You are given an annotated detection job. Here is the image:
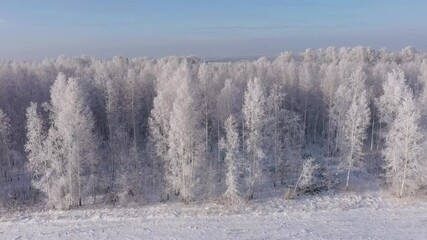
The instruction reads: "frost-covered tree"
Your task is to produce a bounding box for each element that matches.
[53,75,99,207]
[341,90,370,190]
[266,84,285,185]
[243,78,266,200]
[198,63,214,155]
[330,68,365,155]
[198,63,222,193]
[113,67,146,201]
[167,66,205,204]
[25,103,47,192]
[104,78,127,195]
[27,73,99,208]
[383,89,425,197]
[298,61,314,140]
[320,63,340,156]
[1,47,427,206]
[0,109,11,182]
[265,84,303,187]
[329,84,350,156]
[329,69,370,189]
[219,115,243,205]
[149,59,184,197]
[288,157,319,198]
[377,69,409,137]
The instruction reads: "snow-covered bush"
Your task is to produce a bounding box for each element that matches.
[287,157,320,199]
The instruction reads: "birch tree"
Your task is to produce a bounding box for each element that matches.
[265,84,303,186]
[25,103,47,193]
[341,89,370,190]
[377,69,409,139]
[148,59,185,199]
[243,77,266,200]
[383,89,425,197]
[330,69,371,189]
[27,73,99,208]
[219,115,243,205]
[167,65,205,203]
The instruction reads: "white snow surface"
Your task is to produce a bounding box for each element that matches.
[1,192,427,239]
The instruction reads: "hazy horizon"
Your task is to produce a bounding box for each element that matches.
[1,0,427,61]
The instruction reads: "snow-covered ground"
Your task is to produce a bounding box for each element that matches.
[1,192,427,239]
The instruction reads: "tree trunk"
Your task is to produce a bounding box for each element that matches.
[77,153,81,206]
[303,97,308,142]
[346,121,356,191]
[376,121,382,152]
[326,117,331,157]
[370,109,375,152]
[205,100,209,154]
[345,166,351,191]
[399,123,410,198]
[217,120,221,182]
[131,79,138,166]
[274,107,278,187]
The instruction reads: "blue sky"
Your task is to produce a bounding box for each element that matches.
[1,0,427,60]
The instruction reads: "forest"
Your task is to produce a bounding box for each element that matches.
[1,46,427,209]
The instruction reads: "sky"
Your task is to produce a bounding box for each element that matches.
[1,0,427,60]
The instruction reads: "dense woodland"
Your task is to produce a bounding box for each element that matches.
[1,46,427,209]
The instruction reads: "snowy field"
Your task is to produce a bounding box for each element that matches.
[2,192,427,239]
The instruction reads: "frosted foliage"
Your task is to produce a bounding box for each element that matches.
[383,89,425,197]
[341,87,370,189]
[0,109,10,139]
[26,73,99,209]
[289,157,319,198]
[0,109,11,178]
[243,78,266,199]
[219,115,243,205]
[216,79,241,122]
[377,69,408,128]
[0,47,425,209]
[298,158,319,189]
[328,68,370,189]
[166,66,205,203]
[25,103,46,186]
[342,91,370,168]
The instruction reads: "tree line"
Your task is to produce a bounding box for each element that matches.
[1,46,427,209]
